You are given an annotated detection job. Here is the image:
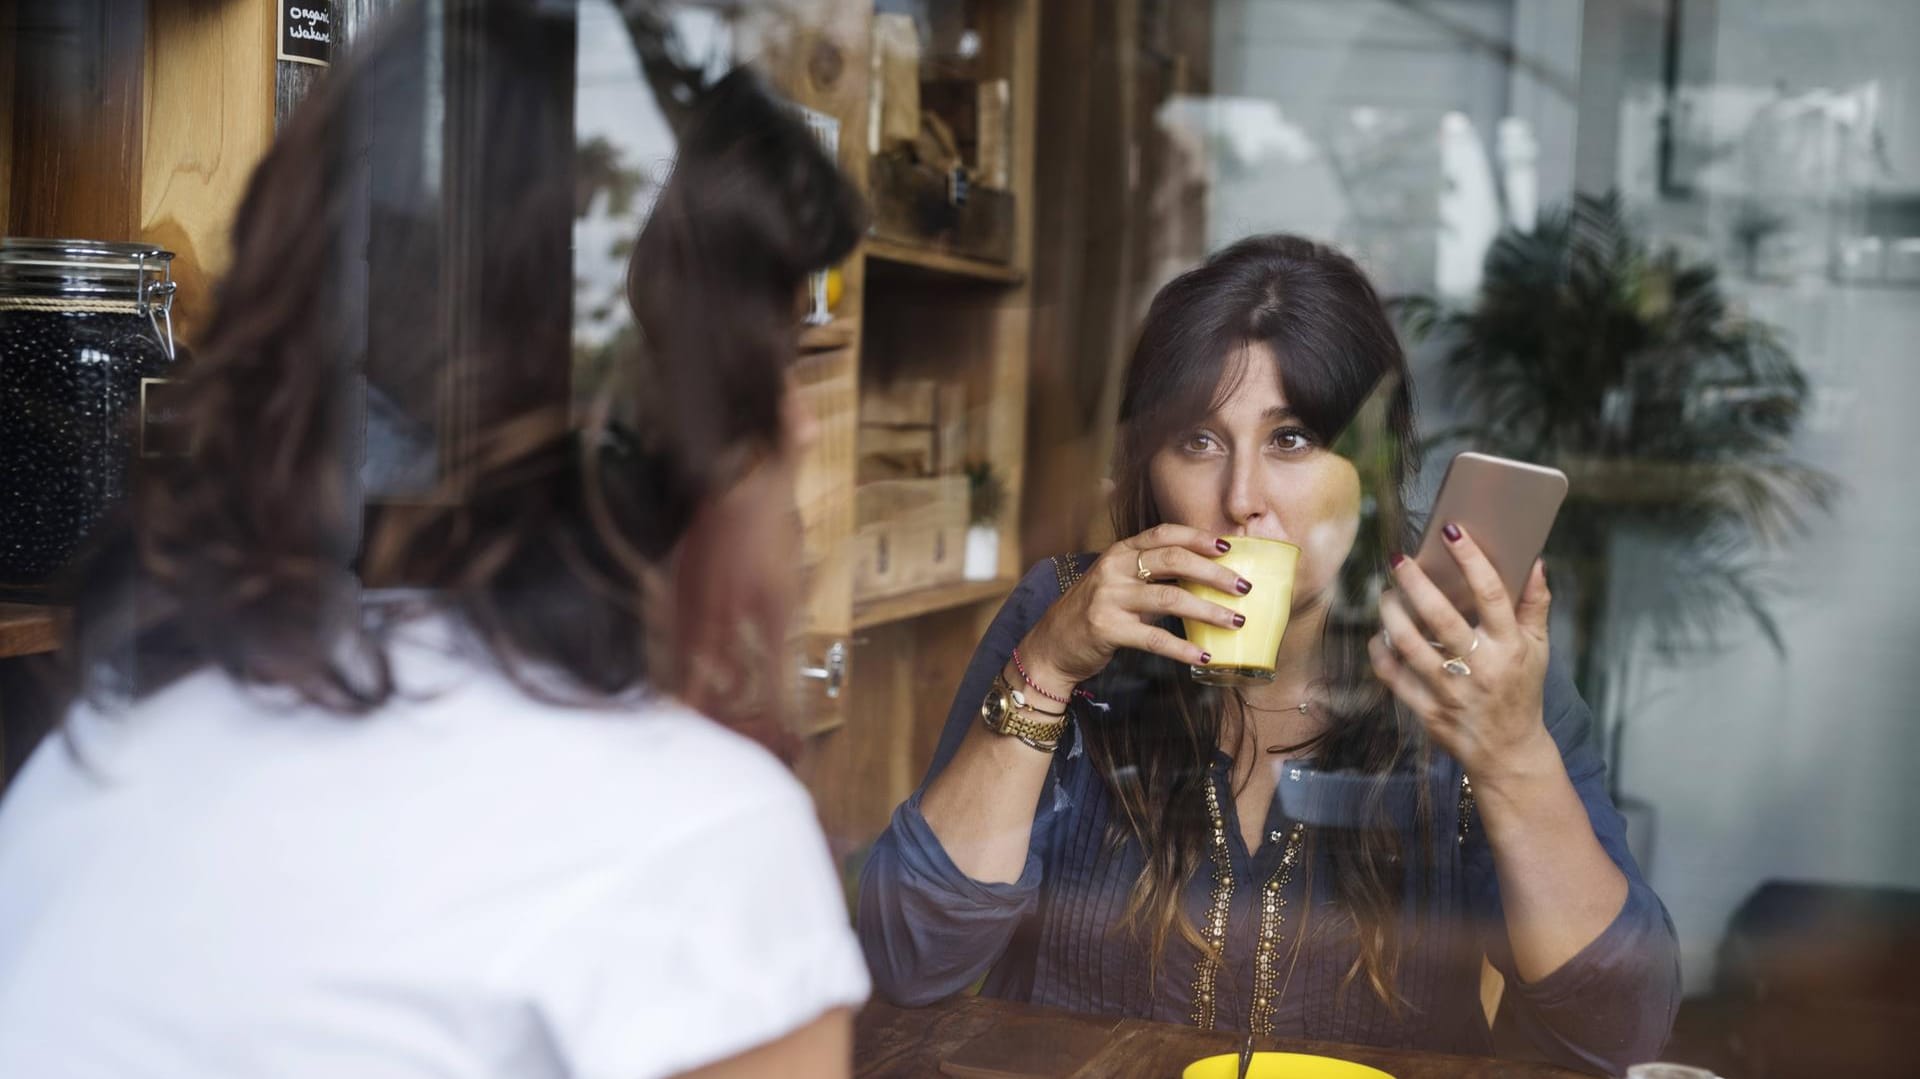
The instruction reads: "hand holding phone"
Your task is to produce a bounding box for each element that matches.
[1413,452,1567,620]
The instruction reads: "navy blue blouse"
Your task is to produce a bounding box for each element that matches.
[857,557,1681,1076]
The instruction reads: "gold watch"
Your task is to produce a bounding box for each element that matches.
[981,673,1068,751]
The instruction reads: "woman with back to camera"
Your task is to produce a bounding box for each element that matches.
[858,236,1680,1075]
[0,3,868,1077]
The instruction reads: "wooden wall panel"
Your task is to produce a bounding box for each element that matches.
[6,0,148,241]
[137,0,278,345]
[1021,0,1216,562]
[1021,0,1131,564]
[0,0,16,230]
[982,0,1037,577]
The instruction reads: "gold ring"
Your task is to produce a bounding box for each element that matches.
[1441,633,1481,677]
[1136,552,1154,581]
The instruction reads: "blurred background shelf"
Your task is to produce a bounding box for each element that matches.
[799,319,857,353]
[0,605,59,659]
[864,238,1025,285]
[852,576,1015,630]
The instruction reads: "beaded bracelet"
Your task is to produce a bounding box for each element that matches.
[1010,645,1079,707]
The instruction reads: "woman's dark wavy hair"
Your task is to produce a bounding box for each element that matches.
[1089,234,1429,1010]
[57,0,862,759]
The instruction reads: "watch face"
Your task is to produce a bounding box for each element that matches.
[981,680,1011,726]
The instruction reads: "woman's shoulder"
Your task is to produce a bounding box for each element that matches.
[1013,551,1098,606]
[373,615,816,835]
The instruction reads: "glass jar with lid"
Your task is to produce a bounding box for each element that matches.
[0,238,179,599]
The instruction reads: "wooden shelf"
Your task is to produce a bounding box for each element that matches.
[864,238,1025,285]
[0,603,60,659]
[799,319,857,353]
[852,576,1016,630]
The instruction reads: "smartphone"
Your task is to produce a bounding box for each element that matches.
[1413,451,1568,619]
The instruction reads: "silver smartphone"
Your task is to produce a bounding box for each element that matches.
[1413,451,1568,619]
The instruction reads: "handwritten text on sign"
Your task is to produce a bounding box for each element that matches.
[278,1,333,67]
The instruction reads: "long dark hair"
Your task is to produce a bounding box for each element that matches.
[1087,234,1426,1008]
[59,1,861,759]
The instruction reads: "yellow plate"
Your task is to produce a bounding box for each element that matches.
[1183,1051,1396,1079]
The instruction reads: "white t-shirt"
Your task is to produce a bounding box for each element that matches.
[0,618,869,1079]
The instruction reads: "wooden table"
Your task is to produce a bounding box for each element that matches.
[855,996,1590,1079]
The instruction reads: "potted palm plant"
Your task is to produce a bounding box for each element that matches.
[1397,193,1835,867]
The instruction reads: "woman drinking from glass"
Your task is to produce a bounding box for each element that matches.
[858,235,1679,1075]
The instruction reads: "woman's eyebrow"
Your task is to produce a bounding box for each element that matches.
[1261,405,1299,422]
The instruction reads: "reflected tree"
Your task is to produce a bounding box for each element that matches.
[1398,192,1836,793]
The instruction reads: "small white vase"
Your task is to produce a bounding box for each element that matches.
[963,525,1000,581]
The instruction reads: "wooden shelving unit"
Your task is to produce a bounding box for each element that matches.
[798,318,858,353]
[852,576,1016,630]
[0,605,60,660]
[864,238,1026,285]
[766,0,1041,852]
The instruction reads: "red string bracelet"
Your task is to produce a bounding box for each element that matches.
[1011,646,1092,706]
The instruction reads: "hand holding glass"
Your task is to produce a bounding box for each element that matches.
[1180,537,1299,686]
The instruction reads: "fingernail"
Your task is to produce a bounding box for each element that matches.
[1389,552,1407,569]
[1231,613,1246,628]
[1235,578,1253,595]
[1199,652,1212,664]
[1443,523,1463,543]
[1216,538,1232,554]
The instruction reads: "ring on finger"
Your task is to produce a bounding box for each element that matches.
[1440,633,1481,677]
[1136,551,1154,581]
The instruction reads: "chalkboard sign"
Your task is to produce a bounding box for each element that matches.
[278,1,333,67]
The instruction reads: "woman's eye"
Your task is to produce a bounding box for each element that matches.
[1270,427,1315,453]
[1180,432,1219,454]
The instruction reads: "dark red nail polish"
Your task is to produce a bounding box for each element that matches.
[1443,523,1463,543]
[1235,578,1253,595]
[1216,538,1232,554]
[1232,613,1246,628]
[1389,552,1407,568]
[1199,652,1212,664]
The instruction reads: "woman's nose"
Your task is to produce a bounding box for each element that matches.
[1223,454,1269,533]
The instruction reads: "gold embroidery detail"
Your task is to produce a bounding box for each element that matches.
[1050,553,1085,597]
[1456,773,1475,845]
[1249,822,1307,1036]
[1191,777,1310,1034]
[1190,776,1236,1030]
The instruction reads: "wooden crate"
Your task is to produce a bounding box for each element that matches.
[857,378,966,481]
[853,475,969,601]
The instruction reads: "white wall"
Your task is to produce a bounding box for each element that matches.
[1618,279,1920,994]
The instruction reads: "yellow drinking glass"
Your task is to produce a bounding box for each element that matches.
[1179,536,1300,687]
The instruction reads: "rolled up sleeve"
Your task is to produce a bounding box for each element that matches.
[1466,650,1683,1074]
[855,560,1071,1006]
[857,793,1046,1005]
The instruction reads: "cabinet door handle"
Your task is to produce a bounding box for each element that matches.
[798,640,848,700]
